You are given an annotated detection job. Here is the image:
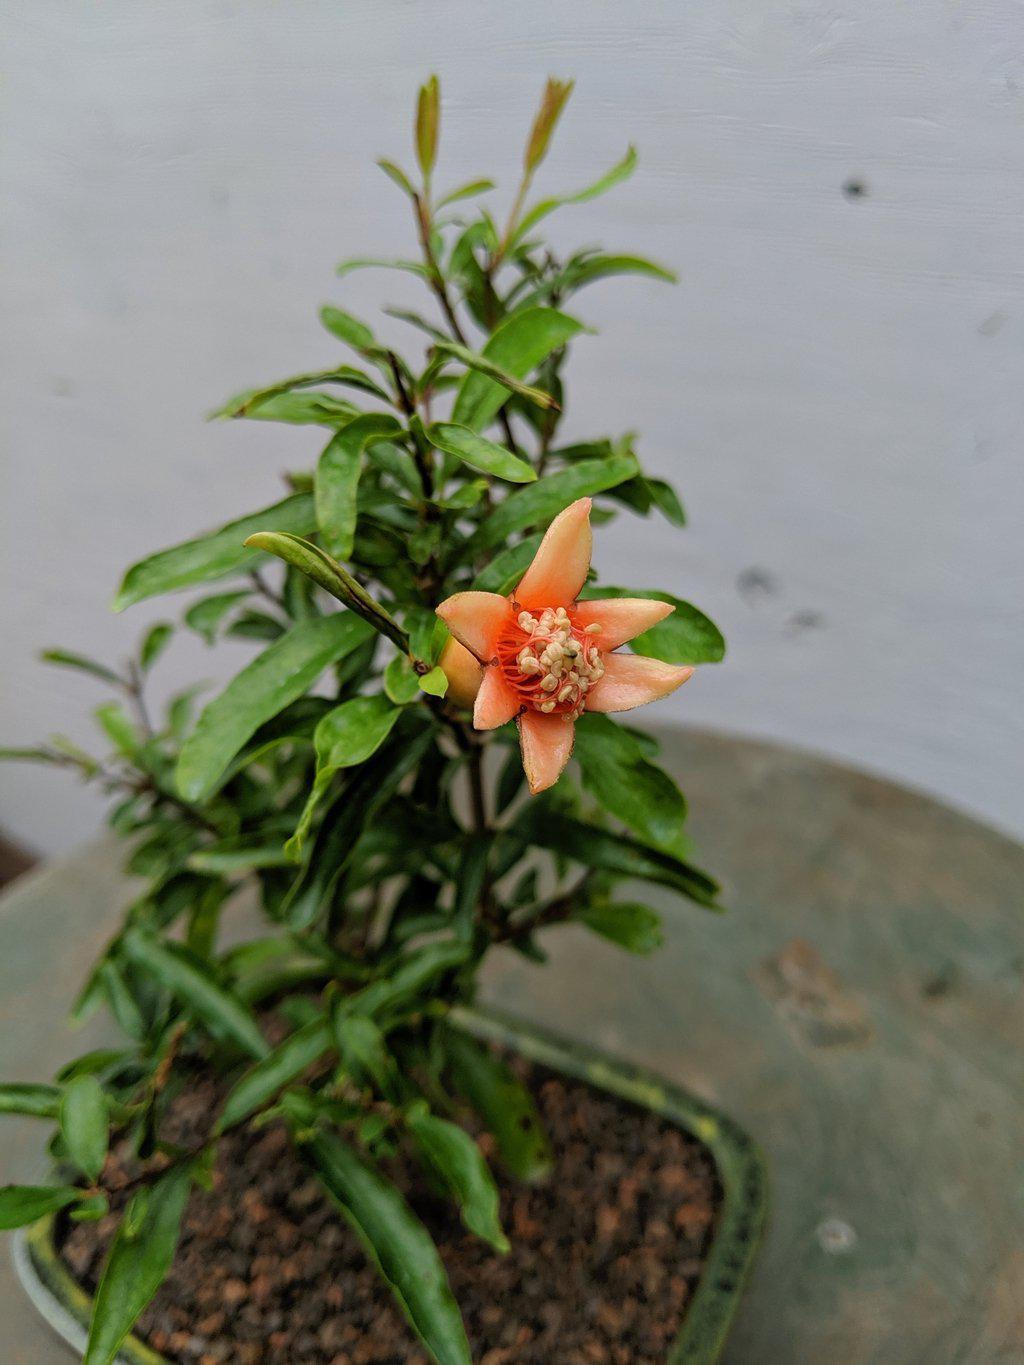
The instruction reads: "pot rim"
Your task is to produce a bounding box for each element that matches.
[12,1003,768,1365]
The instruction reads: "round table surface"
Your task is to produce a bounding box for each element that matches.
[2,727,1022,1363]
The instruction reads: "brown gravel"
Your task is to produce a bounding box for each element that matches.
[60,1054,719,1363]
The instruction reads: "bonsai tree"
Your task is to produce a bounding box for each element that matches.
[0,76,725,1365]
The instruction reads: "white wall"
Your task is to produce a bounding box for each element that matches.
[2,1,1022,856]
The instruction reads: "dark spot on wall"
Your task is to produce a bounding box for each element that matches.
[50,377,75,398]
[977,310,1008,337]
[737,567,779,605]
[842,178,868,199]
[787,609,826,634]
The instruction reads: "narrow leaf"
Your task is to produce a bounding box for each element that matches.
[415,74,440,179]
[0,1184,82,1229]
[287,695,403,859]
[519,807,721,909]
[427,423,536,483]
[114,493,317,610]
[444,1030,553,1182]
[523,77,574,172]
[302,1130,471,1365]
[121,927,268,1058]
[60,1075,109,1182]
[319,305,377,351]
[218,1016,330,1132]
[459,454,638,560]
[84,1164,191,1365]
[176,614,373,801]
[511,145,638,247]
[406,1102,509,1251]
[316,414,402,560]
[40,649,121,685]
[242,533,408,652]
[573,713,686,852]
[450,307,584,433]
[0,1082,62,1119]
[183,590,250,645]
[139,622,173,672]
[580,901,664,953]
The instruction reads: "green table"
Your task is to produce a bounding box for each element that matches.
[3,730,1022,1363]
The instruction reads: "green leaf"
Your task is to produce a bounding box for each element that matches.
[645,479,686,527]
[40,649,121,685]
[0,1083,62,1119]
[316,414,403,560]
[348,940,471,1023]
[59,1075,109,1182]
[573,714,686,852]
[224,390,359,427]
[450,307,584,433]
[376,159,417,197]
[470,534,543,594]
[444,1030,552,1182]
[93,702,142,760]
[186,843,292,873]
[418,665,448,698]
[114,493,317,611]
[0,746,66,765]
[415,74,440,179]
[439,342,558,418]
[406,1103,508,1252]
[559,252,677,291]
[84,1163,191,1365]
[183,590,250,644]
[287,695,403,859]
[336,257,430,280]
[522,76,574,173]
[218,1016,331,1132]
[319,304,377,351]
[384,653,421,704]
[519,807,721,909]
[121,927,268,1058]
[580,901,663,953]
[242,533,408,652]
[176,613,373,801]
[71,1193,110,1222]
[435,178,495,209]
[426,423,536,484]
[0,1184,82,1229]
[215,367,390,416]
[459,454,638,560]
[510,145,637,247]
[583,587,725,664]
[139,622,173,672]
[281,719,434,929]
[302,1130,471,1365]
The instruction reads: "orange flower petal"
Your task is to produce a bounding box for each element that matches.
[585,653,694,713]
[473,667,521,730]
[513,497,593,609]
[573,597,674,651]
[518,710,576,794]
[435,591,509,662]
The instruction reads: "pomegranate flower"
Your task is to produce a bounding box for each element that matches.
[436,498,694,794]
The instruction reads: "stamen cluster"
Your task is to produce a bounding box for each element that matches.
[496,605,605,719]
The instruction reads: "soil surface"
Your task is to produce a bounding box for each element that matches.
[60,1052,720,1364]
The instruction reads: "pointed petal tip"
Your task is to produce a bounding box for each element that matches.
[518,710,576,793]
[514,497,594,609]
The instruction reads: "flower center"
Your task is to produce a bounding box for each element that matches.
[495,605,604,719]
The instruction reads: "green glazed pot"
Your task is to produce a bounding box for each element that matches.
[14,1006,767,1364]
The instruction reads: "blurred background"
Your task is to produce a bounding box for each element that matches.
[2,1,1022,859]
